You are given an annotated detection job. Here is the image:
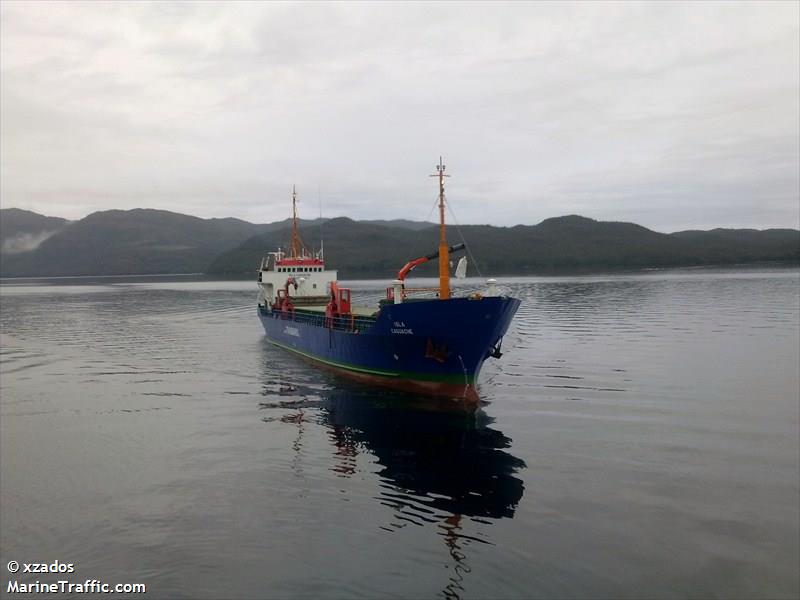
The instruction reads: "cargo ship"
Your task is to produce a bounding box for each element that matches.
[257,159,520,403]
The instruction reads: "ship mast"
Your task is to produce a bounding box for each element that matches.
[290,184,302,258]
[431,157,450,300]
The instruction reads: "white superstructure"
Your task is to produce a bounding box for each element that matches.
[257,187,338,310]
[257,250,338,309]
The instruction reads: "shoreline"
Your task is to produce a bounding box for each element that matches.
[1,262,798,285]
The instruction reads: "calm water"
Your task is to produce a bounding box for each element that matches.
[1,270,798,599]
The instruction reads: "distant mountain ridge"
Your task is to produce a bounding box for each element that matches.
[0,207,797,278]
[256,217,435,233]
[209,214,800,278]
[0,208,267,276]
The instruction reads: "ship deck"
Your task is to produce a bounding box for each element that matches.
[294,304,379,318]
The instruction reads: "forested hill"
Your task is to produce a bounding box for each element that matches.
[0,208,796,277]
[0,208,267,277]
[0,208,434,277]
[208,215,800,278]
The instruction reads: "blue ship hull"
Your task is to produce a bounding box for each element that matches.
[258,296,520,402]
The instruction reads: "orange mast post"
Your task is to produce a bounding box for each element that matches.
[431,157,450,300]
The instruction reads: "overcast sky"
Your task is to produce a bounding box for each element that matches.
[1,1,798,231]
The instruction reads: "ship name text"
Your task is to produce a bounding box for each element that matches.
[391,321,414,335]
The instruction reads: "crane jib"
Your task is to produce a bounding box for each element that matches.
[424,243,466,261]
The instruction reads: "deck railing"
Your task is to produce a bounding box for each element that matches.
[266,306,377,334]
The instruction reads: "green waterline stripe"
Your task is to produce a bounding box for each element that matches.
[268,339,475,385]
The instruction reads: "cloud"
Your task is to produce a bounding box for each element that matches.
[1,1,798,231]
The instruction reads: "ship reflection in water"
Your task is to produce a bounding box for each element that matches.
[259,375,526,599]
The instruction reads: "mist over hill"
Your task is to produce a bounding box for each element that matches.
[0,208,797,278]
[0,208,70,255]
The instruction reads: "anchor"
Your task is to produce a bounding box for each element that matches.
[489,338,504,359]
